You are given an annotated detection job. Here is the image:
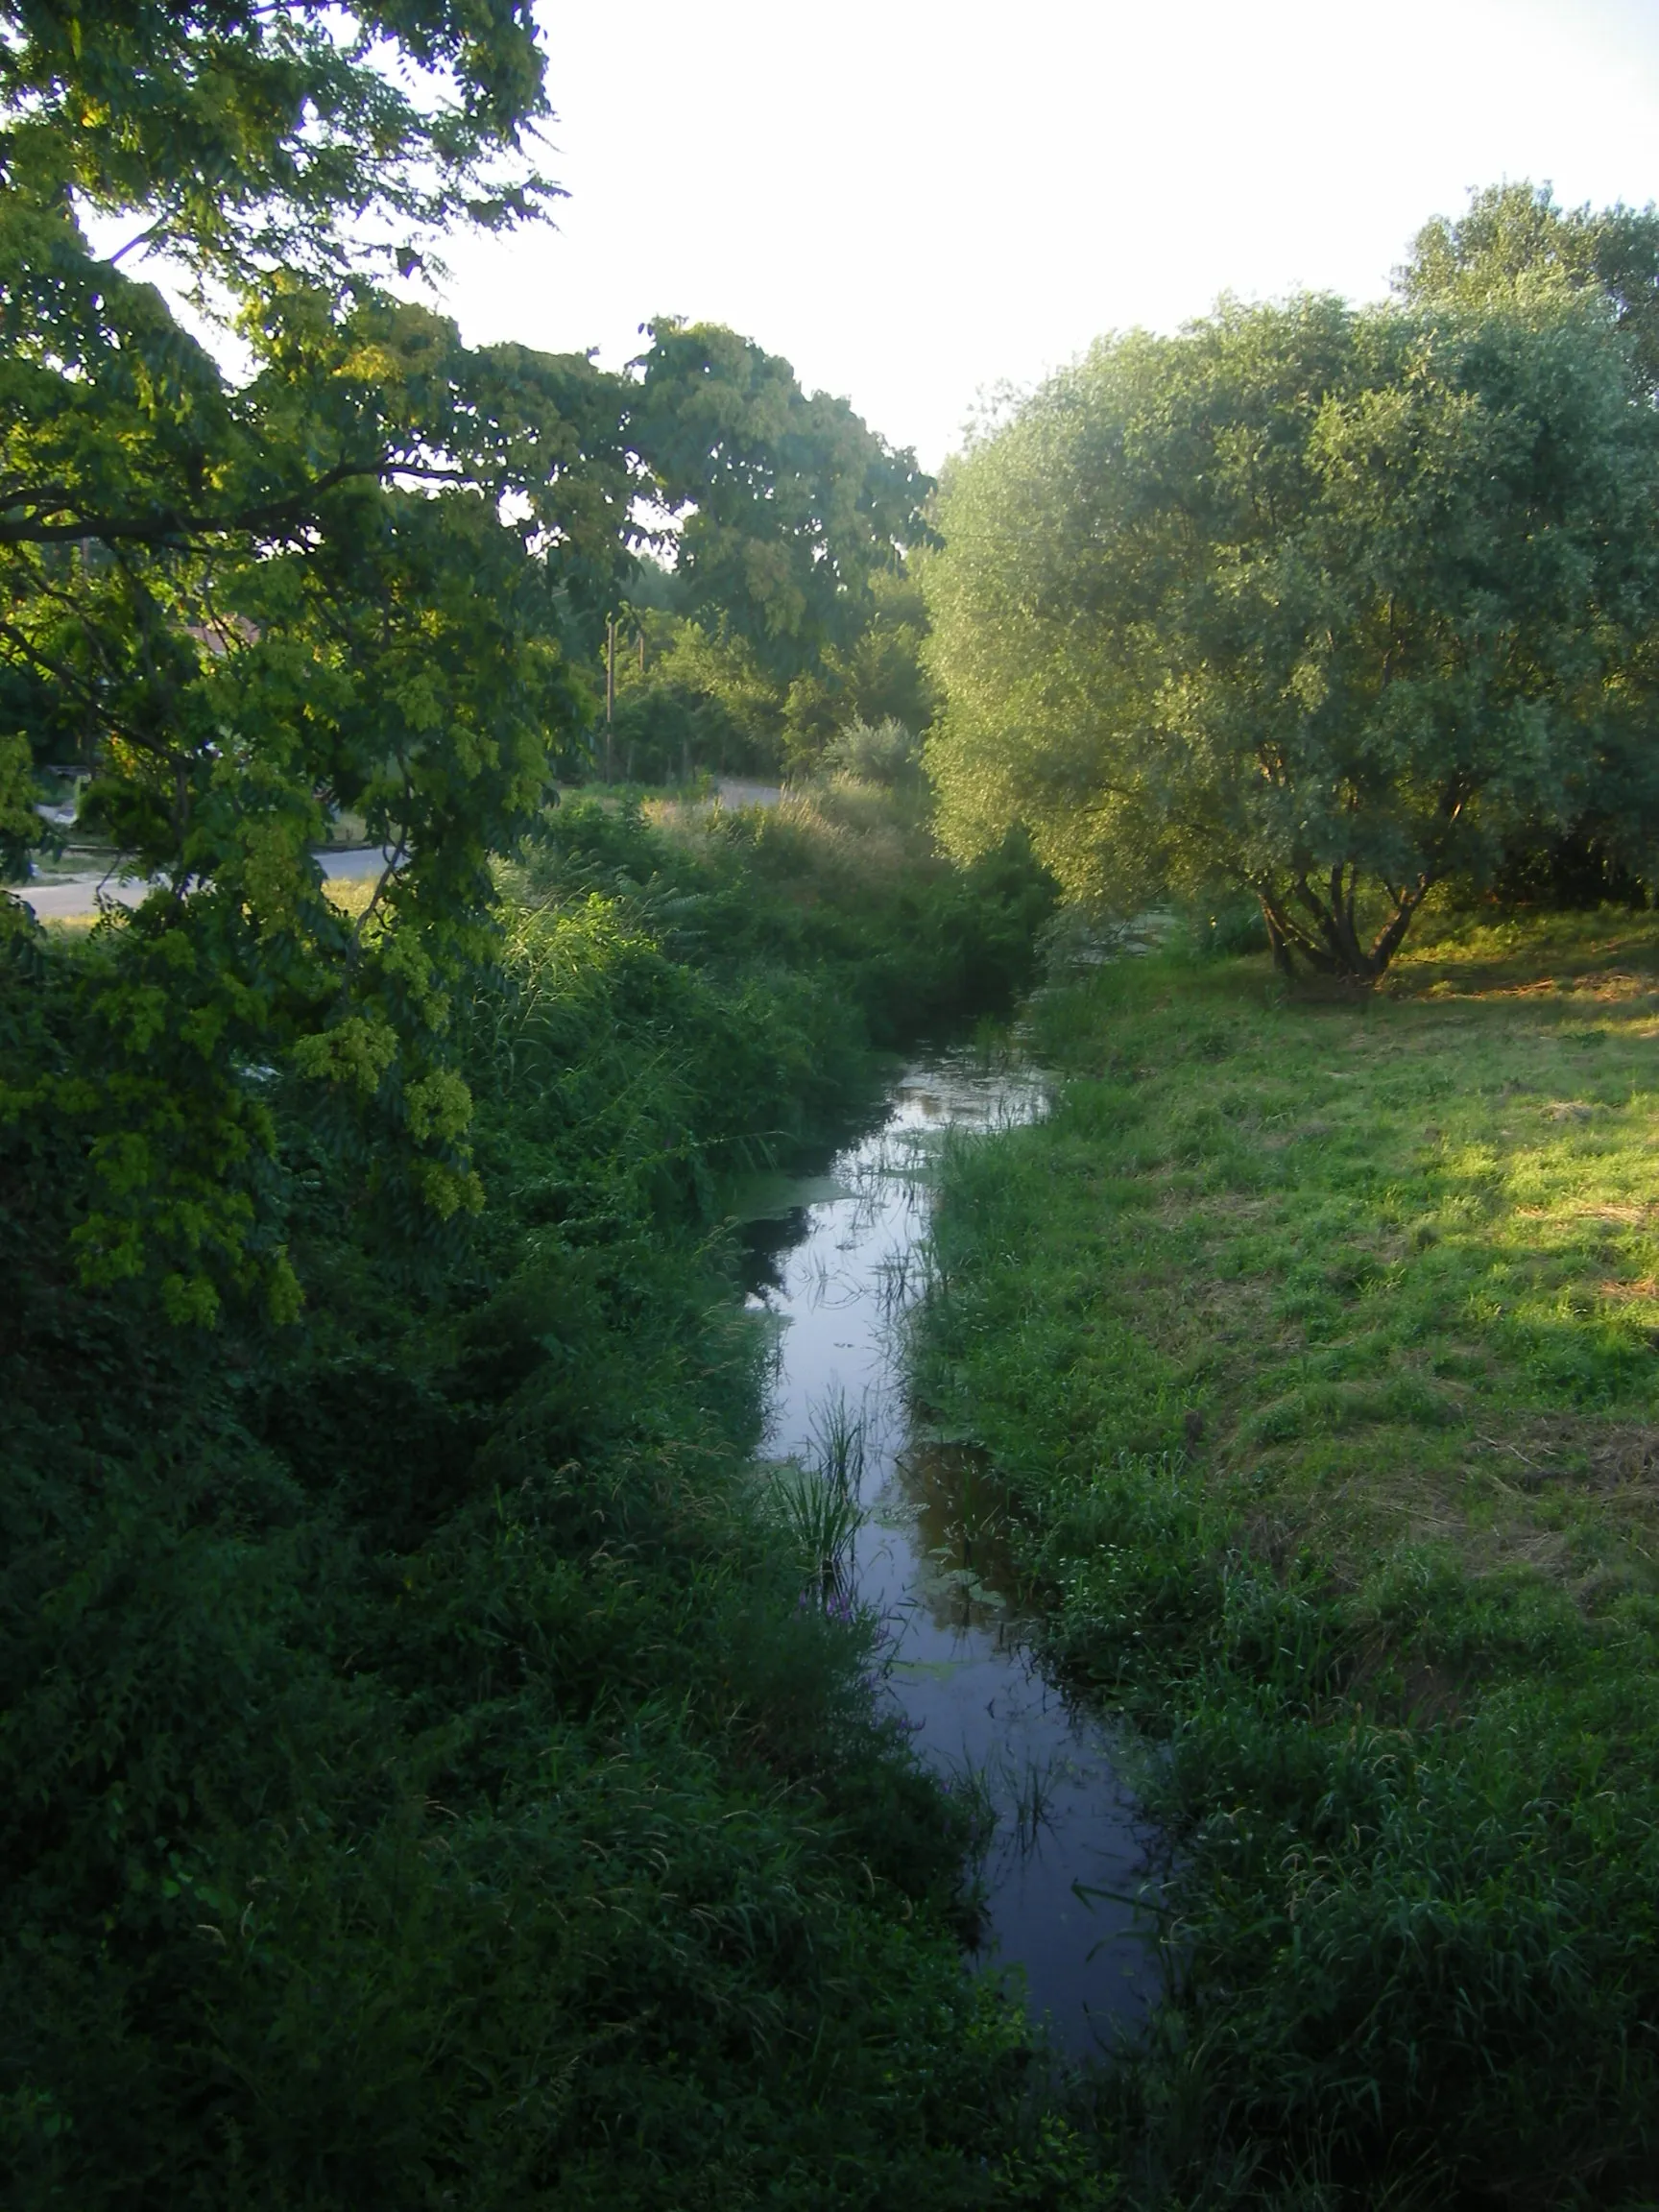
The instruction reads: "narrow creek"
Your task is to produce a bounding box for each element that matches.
[738,1048,1162,2056]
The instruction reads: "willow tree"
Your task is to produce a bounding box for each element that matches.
[1401,180,1659,396]
[924,291,1659,980]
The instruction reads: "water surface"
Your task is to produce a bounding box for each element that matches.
[743,1051,1161,2054]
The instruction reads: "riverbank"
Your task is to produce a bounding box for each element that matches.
[916,909,1659,2205]
[2,788,1116,2206]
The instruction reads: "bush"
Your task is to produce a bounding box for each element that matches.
[820,716,926,790]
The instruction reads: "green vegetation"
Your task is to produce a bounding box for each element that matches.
[917,911,1659,2202]
[2,12,1079,2200]
[1,2,935,1321]
[608,564,934,785]
[2,788,1095,2207]
[923,197,1659,983]
[1403,181,1659,397]
[9,1,1659,2191]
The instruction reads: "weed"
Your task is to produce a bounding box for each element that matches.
[809,1384,870,1501]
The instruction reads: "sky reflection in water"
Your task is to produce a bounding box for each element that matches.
[743,1052,1162,2056]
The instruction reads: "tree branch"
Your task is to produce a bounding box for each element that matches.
[0,455,470,547]
[0,617,190,769]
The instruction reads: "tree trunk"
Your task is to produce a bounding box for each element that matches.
[1255,867,1431,985]
[1260,900,1295,979]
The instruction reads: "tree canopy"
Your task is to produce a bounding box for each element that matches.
[0,3,637,1318]
[0,3,933,1319]
[1401,180,1659,397]
[1,0,557,286]
[924,287,1659,979]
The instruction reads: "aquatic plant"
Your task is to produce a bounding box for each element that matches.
[1006,1752,1064,1859]
[771,1457,865,1600]
[809,1386,869,1500]
[770,1389,870,1602]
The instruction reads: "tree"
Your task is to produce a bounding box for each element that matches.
[1397,182,1659,912]
[630,321,933,684]
[598,338,937,782]
[1,10,941,1320]
[0,0,559,290]
[1401,181,1659,397]
[0,3,639,1319]
[924,293,1659,981]
[780,568,936,771]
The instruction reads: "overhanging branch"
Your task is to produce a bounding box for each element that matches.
[0,455,473,547]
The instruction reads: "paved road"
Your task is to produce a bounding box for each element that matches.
[13,845,397,922]
[711,778,781,809]
[13,803,782,921]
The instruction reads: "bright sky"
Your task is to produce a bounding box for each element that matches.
[434,0,1659,471]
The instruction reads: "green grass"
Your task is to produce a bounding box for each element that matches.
[917,908,1659,2207]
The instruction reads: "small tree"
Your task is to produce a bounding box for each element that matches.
[924,291,1659,981]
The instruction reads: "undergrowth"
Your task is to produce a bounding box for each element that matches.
[916,909,1659,2209]
[0,789,1099,2206]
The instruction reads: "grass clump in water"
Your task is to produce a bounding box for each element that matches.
[768,1392,869,1604]
[916,908,1659,2206]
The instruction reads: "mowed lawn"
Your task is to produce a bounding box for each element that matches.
[959,909,1659,1611]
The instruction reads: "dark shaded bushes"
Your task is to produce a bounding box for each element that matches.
[0,801,1078,2207]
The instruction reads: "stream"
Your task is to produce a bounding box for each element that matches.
[740,1050,1162,2056]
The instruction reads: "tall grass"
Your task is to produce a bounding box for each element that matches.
[0,791,1099,2207]
[769,1391,870,1602]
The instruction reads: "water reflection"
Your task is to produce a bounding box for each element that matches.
[742,1049,1162,2055]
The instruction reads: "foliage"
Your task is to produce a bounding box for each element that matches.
[0,0,556,290]
[923,291,1659,982]
[604,510,937,783]
[0,0,648,1316]
[551,782,1057,1050]
[915,915,1659,2202]
[630,321,934,685]
[607,677,733,785]
[781,568,937,770]
[1396,182,1659,915]
[1401,180,1659,396]
[768,1393,868,1604]
[611,613,781,779]
[822,716,926,790]
[0,1,946,1311]
[1,805,1089,2208]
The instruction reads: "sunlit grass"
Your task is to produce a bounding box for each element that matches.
[981,909,1659,1592]
[919,906,1659,2197]
[321,874,377,918]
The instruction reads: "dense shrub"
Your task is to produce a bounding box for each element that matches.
[0,802,1084,2208]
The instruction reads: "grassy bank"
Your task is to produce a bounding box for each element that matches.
[917,910,1659,2207]
[1,791,1103,2207]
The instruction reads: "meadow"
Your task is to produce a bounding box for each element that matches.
[917,907,1659,2206]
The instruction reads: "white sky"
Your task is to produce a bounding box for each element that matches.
[434,0,1659,470]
